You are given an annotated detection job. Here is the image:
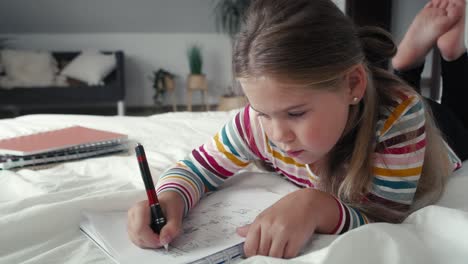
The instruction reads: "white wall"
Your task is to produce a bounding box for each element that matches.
[3,33,232,107]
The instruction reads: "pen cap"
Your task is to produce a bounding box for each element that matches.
[135,144,156,191]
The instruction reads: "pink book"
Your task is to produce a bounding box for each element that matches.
[0,126,128,156]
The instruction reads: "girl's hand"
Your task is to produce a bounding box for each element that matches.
[236,188,339,258]
[127,191,185,248]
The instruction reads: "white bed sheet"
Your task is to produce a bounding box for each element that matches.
[0,111,467,264]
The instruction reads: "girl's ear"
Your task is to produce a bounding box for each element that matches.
[345,64,367,105]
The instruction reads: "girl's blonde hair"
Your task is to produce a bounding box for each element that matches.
[233,0,451,223]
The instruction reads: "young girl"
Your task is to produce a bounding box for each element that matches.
[127,0,463,259]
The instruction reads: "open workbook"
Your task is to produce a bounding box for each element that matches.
[80,185,286,264]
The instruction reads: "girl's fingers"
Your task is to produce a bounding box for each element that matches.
[128,226,161,248]
[240,223,289,258]
[268,232,287,258]
[159,217,182,245]
[283,238,302,259]
[243,225,261,257]
[236,224,250,237]
[127,201,162,248]
[439,0,449,9]
[436,0,451,9]
[257,227,272,256]
[127,192,186,249]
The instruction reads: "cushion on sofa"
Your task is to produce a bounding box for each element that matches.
[0,49,58,88]
[60,51,116,85]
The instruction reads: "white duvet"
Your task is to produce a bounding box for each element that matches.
[0,111,467,264]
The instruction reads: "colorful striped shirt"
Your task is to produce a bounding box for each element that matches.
[156,90,461,234]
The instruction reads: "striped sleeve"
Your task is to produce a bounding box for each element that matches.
[156,106,262,216]
[330,196,371,234]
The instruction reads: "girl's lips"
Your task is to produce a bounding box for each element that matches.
[286,150,304,157]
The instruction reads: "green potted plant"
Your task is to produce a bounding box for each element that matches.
[187,45,203,75]
[186,45,209,111]
[151,68,176,110]
[187,45,206,89]
[187,45,207,91]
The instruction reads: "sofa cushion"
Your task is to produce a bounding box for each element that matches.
[0,49,58,87]
[60,51,116,85]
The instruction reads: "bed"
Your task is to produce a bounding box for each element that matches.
[0,111,467,264]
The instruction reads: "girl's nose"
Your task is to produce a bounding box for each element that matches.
[271,120,295,144]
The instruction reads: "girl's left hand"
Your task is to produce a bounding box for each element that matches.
[236,188,337,259]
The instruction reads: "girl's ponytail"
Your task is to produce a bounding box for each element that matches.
[357,26,397,68]
[357,26,405,91]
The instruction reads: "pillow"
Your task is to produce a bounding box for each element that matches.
[0,49,58,86]
[60,51,116,85]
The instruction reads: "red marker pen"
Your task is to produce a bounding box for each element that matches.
[135,144,168,246]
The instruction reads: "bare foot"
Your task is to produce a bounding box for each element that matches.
[392,2,459,71]
[435,0,466,61]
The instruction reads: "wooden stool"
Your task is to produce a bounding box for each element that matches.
[186,74,209,111]
[164,76,177,112]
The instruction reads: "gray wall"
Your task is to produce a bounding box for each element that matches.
[0,0,218,34]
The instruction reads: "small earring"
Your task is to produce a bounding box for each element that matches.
[352,97,359,103]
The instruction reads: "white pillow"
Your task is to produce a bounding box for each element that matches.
[0,49,58,86]
[61,51,116,85]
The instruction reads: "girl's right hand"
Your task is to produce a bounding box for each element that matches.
[127,191,185,248]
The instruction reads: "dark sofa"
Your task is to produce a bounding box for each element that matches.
[0,51,126,115]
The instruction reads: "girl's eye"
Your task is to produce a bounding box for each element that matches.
[288,111,305,118]
[257,113,271,119]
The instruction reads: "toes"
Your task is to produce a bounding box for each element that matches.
[432,0,442,8]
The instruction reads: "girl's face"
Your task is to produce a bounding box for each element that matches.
[240,76,356,165]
